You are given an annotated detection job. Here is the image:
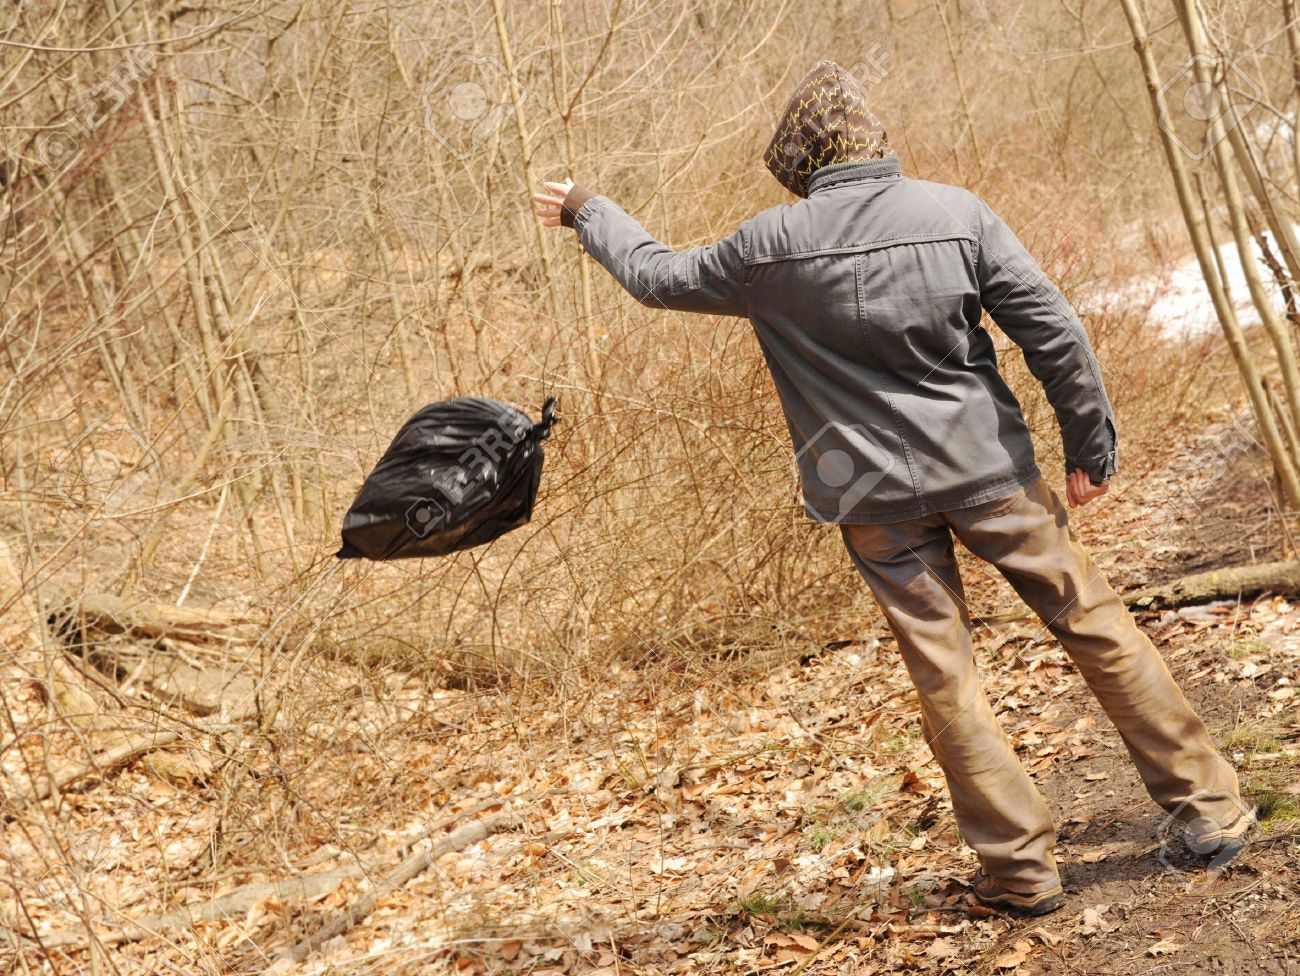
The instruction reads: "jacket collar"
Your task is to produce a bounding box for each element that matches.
[806,157,902,195]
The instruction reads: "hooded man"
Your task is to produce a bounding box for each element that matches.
[533,61,1250,915]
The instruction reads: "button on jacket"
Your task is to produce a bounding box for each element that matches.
[563,155,1117,524]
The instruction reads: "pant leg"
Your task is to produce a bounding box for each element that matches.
[946,478,1244,831]
[841,516,1061,892]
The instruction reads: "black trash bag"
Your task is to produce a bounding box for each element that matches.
[336,396,557,560]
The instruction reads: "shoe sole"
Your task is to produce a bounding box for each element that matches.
[1207,835,1249,870]
[975,888,1065,916]
[1184,811,1254,869]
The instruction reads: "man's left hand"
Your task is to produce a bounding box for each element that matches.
[1067,468,1109,508]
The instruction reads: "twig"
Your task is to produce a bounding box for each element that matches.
[280,805,518,964]
[177,483,227,608]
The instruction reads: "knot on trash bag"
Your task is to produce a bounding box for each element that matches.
[533,396,558,440]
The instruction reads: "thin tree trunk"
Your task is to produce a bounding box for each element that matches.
[1284,0,1300,189]
[1176,0,1300,287]
[1119,0,1300,512]
[1183,40,1300,445]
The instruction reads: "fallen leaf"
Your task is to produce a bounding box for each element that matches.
[775,946,815,963]
[655,766,681,790]
[1081,904,1115,936]
[900,771,931,794]
[994,939,1032,969]
[500,940,522,961]
[1148,937,1185,956]
[926,937,959,958]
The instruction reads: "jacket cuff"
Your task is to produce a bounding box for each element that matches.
[560,184,596,228]
[1067,448,1118,486]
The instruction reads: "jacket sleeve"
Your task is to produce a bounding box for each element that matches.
[563,188,749,317]
[973,198,1118,485]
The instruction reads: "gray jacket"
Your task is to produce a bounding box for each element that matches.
[566,157,1118,523]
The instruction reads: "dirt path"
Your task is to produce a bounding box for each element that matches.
[984,438,1300,976]
[984,602,1298,976]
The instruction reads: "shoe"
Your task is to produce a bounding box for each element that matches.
[1183,808,1254,869]
[971,868,1065,916]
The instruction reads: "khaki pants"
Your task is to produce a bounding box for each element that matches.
[841,478,1242,892]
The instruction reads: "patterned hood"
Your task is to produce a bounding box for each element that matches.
[764,60,893,198]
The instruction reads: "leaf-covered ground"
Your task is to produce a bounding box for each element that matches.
[5,408,1298,975]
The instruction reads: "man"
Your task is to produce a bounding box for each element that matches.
[533,61,1249,915]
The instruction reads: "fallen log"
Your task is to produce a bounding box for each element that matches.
[1124,559,1300,609]
[54,592,254,644]
[51,591,259,716]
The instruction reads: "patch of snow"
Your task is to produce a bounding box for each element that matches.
[1084,225,1295,340]
[1149,227,1291,337]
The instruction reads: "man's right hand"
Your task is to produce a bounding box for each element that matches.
[1067,468,1109,508]
[532,179,575,228]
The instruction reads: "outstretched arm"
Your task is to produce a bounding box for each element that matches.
[973,198,1117,508]
[533,180,749,317]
